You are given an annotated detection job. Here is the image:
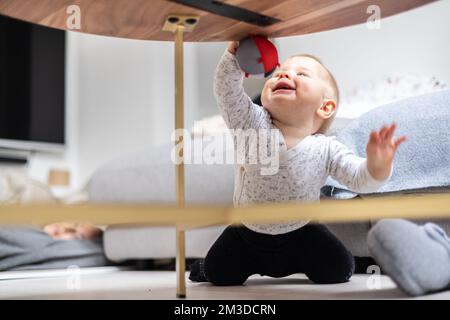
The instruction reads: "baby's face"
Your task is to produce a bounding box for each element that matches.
[43,222,102,240]
[261,56,331,125]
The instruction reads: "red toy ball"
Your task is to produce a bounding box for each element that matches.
[235,35,279,78]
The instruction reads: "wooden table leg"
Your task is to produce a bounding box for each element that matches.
[176,225,186,298]
[163,15,199,299]
[174,24,186,299]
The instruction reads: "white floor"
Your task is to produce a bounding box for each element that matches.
[0,269,449,300]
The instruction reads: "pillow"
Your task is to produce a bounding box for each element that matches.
[321,89,450,199]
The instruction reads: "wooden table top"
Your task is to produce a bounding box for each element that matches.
[0,0,435,41]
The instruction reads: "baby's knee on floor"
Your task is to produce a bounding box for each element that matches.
[206,273,248,286]
[308,269,353,284]
[306,253,355,284]
[204,258,249,286]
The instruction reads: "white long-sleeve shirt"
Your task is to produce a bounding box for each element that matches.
[214,50,392,234]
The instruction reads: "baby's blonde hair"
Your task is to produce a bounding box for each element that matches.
[290,54,339,134]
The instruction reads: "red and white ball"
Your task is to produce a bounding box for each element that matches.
[236,35,279,78]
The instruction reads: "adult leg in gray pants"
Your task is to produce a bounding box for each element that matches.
[368,219,450,296]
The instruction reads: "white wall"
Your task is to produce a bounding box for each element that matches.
[25,0,450,190]
[276,0,450,97]
[74,34,202,187]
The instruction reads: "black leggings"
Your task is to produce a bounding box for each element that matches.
[204,224,355,286]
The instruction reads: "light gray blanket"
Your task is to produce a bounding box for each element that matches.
[321,89,450,199]
[0,226,110,271]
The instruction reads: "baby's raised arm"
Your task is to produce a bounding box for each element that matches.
[214,42,271,131]
[327,138,393,194]
[327,123,405,193]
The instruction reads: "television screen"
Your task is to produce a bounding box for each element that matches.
[0,14,65,151]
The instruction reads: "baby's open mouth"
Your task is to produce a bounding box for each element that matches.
[272,80,296,94]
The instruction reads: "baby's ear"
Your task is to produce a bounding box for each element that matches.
[316,99,336,119]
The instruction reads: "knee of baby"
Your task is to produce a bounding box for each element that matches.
[204,257,248,286]
[306,252,355,284]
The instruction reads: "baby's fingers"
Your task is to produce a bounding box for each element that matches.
[379,125,389,140]
[385,123,397,141]
[227,41,239,55]
[394,136,407,149]
[369,130,381,144]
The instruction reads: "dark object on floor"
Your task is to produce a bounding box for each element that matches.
[354,256,381,274]
[189,259,208,282]
[127,258,200,271]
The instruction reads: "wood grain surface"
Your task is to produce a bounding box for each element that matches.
[0,0,436,41]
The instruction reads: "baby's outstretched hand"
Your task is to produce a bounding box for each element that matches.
[366,123,407,181]
[227,41,239,55]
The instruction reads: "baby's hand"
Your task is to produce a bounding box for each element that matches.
[366,123,407,181]
[227,41,239,55]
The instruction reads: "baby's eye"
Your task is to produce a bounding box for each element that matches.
[297,72,308,77]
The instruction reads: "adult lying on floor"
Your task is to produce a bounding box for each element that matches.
[0,222,111,271]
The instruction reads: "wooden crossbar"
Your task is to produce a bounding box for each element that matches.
[0,193,449,228]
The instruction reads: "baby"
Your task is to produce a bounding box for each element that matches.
[191,42,406,286]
